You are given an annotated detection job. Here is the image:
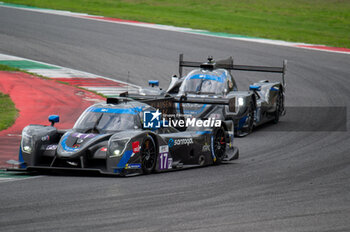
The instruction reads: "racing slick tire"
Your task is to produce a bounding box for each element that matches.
[273,90,283,124]
[211,126,227,165]
[140,135,157,174]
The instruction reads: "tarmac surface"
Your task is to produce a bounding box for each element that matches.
[0,6,349,232]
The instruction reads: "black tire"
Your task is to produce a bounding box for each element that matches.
[211,127,227,164]
[236,101,255,137]
[273,91,283,124]
[140,135,157,174]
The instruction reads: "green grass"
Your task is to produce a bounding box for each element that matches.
[0,64,21,72]
[0,93,17,131]
[2,0,350,48]
[0,64,19,131]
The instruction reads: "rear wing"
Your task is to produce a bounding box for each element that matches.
[114,93,236,114]
[179,54,287,87]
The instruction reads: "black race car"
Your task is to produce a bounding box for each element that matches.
[138,54,287,136]
[9,97,239,176]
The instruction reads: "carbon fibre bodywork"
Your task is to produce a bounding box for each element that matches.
[12,99,238,176]
[138,54,286,136]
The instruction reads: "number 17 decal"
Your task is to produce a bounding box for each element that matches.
[159,152,172,170]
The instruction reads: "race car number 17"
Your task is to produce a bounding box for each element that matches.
[159,145,172,170]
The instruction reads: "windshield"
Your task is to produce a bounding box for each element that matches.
[73,107,140,133]
[180,73,226,94]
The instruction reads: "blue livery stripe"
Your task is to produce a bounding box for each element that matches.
[88,107,142,115]
[249,85,261,91]
[116,150,133,168]
[238,116,248,129]
[18,147,26,168]
[60,134,79,152]
[196,131,211,135]
[188,74,225,83]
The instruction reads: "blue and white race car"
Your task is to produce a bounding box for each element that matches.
[9,97,239,176]
[137,54,287,136]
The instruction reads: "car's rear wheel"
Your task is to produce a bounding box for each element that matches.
[141,135,157,174]
[211,127,226,164]
[273,91,283,124]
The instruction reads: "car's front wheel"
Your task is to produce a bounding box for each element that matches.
[211,127,227,164]
[140,135,157,174]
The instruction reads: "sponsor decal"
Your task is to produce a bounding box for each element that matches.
[132,141,140,153]
[100,147,107,152]
[41,135,50,141]
[72,144,80,148]
[159,152,172,170]
[174,138,193,146]
[125,163,142,169]
[168,138,174,148]
[46,144,57,150]
[159,145,169,153]
[168,138,193,147]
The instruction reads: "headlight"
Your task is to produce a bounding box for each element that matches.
[238,97,244,106]
[113,150,121,156]
[21,129,33,154]
[23,146,32,153]
[109,138,130,157]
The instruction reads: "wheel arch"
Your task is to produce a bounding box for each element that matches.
[147,132,159,155]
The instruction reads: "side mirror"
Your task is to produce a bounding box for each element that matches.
[49,115,59,126]
[249,85,261,91]
[148,80,159,87]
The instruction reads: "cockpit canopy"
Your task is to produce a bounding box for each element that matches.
[179,69,236,95]
[73,104,145,133]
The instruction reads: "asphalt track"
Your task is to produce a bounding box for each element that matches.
[0,6,349,232]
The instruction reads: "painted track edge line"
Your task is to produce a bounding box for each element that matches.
[0,53,140,90]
